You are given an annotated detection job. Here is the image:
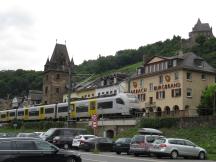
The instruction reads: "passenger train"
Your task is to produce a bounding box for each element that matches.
[0,93,141,122]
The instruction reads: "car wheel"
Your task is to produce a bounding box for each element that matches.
[66,158,76,162]
[126,151,130,155]
[64,144,69,150]
[134,153,139,157]
[171,150,178,159]
[198,151,205,160]
[116,152,121,155]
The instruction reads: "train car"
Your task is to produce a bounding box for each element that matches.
[17,108,29,121]
[43,104,56,119]
[75,93,141,119]
[75,100,89,118]
[0,110,8,122]
[56,102,68,119]
[28,106,40,121]
[7,109,17,121]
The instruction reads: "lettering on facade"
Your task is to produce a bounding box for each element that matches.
[130,88,147,94]
[154,83,181,91]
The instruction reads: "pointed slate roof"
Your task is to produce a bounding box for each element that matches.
[192,18,212,32]
[44,43,71,72]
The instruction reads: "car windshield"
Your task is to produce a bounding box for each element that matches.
[131,135,145,143]
[44,129,55,136]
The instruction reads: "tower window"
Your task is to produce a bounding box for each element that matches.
[45,87,48,94]
[56,74,60,79]
[56,88,60,93]
[46,75,48,81]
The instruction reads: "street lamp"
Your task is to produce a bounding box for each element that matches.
[99,107,105,137]
[213,90,216,116]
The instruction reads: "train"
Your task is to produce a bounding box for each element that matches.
[0,93,141,122]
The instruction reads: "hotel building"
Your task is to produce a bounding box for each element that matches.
[129,52,216,117]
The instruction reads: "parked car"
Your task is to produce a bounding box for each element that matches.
[150,138,207,159]
[42,128,87,149]
[130,134,163,156]
[79,137,113,152]
[113,138,131,155]
[72,135,96,149]
[0,137,82,162]
[16,133,40,138]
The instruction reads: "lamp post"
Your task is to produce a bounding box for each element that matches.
[99,107,105,137]
[67,64,73,127]
[213,90,216,116]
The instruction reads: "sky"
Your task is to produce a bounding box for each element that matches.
[0,0,216,71]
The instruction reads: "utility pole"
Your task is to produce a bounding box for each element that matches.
[67,59,75,127]
[214,90,216,116]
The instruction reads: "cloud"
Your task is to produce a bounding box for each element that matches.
[0,9,33,30]
[0,9,37,70]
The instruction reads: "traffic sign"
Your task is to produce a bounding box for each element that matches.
[91,114,97,122]
[92,121,98,128]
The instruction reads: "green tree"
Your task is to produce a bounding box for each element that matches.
[197,84,216,116]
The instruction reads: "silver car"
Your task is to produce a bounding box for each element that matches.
[150,138,207,159]
[130,135,163,156]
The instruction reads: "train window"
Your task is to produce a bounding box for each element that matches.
[116,98,125,105]
[18,111,24,116]
[9,112,15,117]
[58,106,68,113]
[29,111,39,116]
[97,101,113,109]
[1,114,6,118]
[45,108,54,114]
[76,105,88,112]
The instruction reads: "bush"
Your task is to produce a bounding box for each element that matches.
[139,118,180,128]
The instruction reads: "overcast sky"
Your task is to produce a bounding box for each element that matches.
[0,0,215,71]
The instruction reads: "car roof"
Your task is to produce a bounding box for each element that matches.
[0,137,43,141]
[138,128,163,135]
[49,128,86,130]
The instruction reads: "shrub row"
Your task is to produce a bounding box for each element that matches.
[139,118,180,128]
[9,120,65,130]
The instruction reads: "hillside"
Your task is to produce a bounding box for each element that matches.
[1,35,216,99]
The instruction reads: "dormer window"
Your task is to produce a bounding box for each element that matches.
[137,68,141,75]
[194,59,204,68]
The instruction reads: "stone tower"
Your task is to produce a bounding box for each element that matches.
[42,43,71,104]
[189,18,214,45]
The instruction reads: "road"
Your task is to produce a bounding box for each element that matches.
[78,152,214,162]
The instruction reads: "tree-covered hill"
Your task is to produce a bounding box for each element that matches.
[0,70,42,98]
[1,35,216,99]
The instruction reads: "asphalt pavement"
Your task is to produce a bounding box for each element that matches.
[78,151,215,162]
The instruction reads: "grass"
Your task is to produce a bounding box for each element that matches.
[115,127,216,160]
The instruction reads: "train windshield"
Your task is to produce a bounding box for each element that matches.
[127,94,139,103]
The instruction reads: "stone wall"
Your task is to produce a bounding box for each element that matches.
[178,116,216,128]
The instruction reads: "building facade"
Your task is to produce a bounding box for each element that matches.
[63,73,128,102]
[42,43,72,104]
[130,52,216,117]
